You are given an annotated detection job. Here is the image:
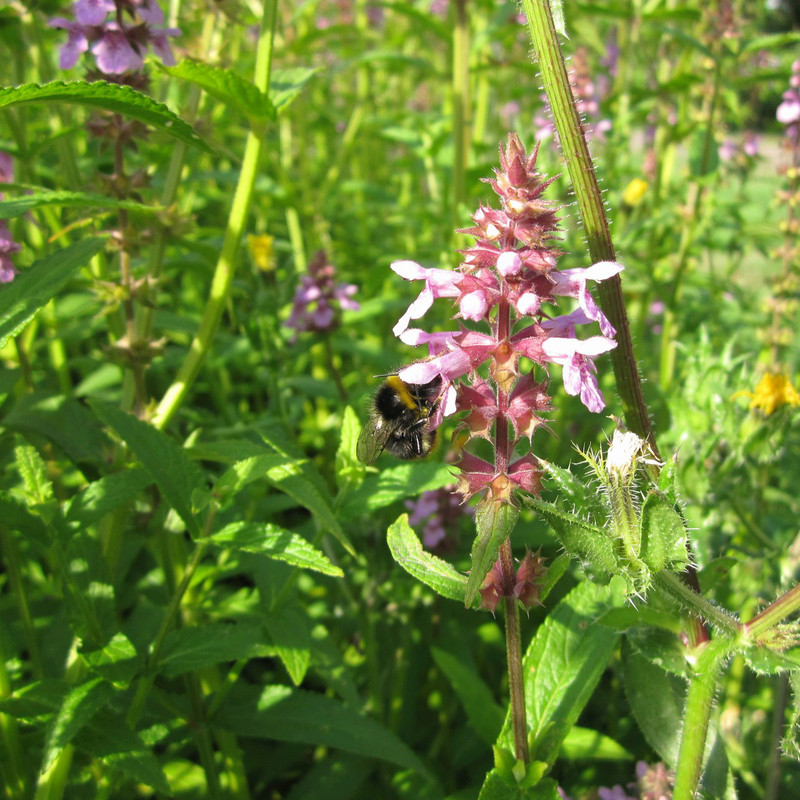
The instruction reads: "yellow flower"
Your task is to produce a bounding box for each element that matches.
[737,373,800,415]
[247,234,275,271]
[622,177,648,207]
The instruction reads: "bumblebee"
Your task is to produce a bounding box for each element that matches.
[357,376,443,465]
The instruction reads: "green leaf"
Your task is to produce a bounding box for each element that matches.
[159,60,275,123]
[0,237,106,347]
[339,461,453,519]
[560,726,633,761]
[41,677,113,771]
[525,496,617,582]
[81,633,140,687]
[621,640,685,765]
[260,423,354,554]
[66,468,153,527]
[639,491,689,573]
[0,189,160,220]
[465,499,519,607]
[74,708,170,793]
[159,621,270,678]
[213,684,429,776]
[214,453,305,498]
[0,679,68,723]
[0,81,212,153]
[479,769,560,799]
[14,444,54,506]
[269,67,319,113]
[5,393,111,470]
[209,521,343,577]
[89,400,205,537]
[264,603,312,686]
[522,582,619,766]
[335,405,361,488]
[431,647,504,744]
[386,514,467,602]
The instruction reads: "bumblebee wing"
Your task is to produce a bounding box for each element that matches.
[357,414,396,465]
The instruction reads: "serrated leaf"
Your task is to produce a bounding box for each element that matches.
[209,521,343,577]
[639,492,688,573]
[465,500,519,607]
[0,189,160,220]
[81,633,140,687]
[0,237,106,347]
[89,400,205,537]
[159,621,270,677]
[335,405,361,488]
[260,424,353,554]
[41,677,113,771]
[264,604,312,686]
[386,515,467,602]
[6,393,111,469]
[525,496,616,581]
[14,444,53,505]
[339,461,453,519]
[66,468,153,527]
[622,640,685,764]
[214,453,304,497]
[213,684,429,776]
[75,708,169,793]
[743,645,800,675]
[431,647,504,744]
[269,67,319,113]
[159,60,275,123]
[0,81,212,154]
[0,679,69,724]
[521,582,619,767]
[479,769,560,799]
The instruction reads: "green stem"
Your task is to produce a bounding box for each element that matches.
[673,638,735,800]
[126,539,210,728]
[654,572,741,637]
[152,0,278,430]
[521,0,655,451]
[745,582,800,640]
[501,539,529,765]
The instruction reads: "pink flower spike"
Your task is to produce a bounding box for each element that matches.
[390,260,462,336]
[541,335,617,413]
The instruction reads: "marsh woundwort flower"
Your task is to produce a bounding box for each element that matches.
[387,135,621,607]
[285,251,359,338]
[0,152,20,284]
[50,0,179,77]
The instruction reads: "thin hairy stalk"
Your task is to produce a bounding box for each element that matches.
[520,0,654,451]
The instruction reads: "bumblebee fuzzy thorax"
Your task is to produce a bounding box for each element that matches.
[357,376,442,465]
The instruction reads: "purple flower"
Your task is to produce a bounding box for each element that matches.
[49,0,179,76]
[541,335,616,413]
[74,0,114,25]
[49,18,90,69]
[285,251,360,338]
[0,222,21,284]
[92,24,144,74]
